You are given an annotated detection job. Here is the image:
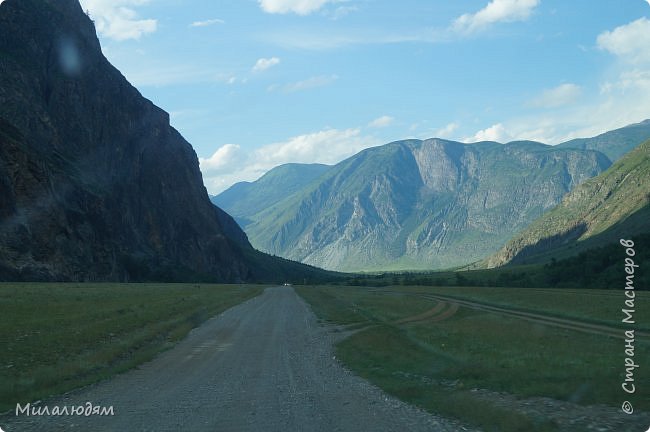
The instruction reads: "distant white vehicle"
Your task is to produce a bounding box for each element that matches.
[283,282,292,286]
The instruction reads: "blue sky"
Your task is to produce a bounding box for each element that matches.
[78,0,650,193]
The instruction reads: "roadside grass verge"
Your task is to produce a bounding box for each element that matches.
[297,285,650,432]
[396,286,650,331]
[0,283,264,413]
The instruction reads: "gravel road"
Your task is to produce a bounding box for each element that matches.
[2,286,469,432]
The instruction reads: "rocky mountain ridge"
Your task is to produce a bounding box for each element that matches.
[219,138,614,271]
[211,163,330,228]
[558,119,650,162]
[486,139,650,267]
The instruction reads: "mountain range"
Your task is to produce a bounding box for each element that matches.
[0,0,334,283]
[214,135,649,271]
[557,119,650,161]
[3,0,649,280]
[212,163,330,228]
[486,139,650,267]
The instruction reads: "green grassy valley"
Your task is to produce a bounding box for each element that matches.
[297,285,650,431]
[1,0,650,431]
[0,283,263,413]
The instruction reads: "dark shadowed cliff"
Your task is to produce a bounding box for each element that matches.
[0,0,333,282]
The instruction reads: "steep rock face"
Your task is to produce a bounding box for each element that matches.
[486,140,650,268]
[242,139,611,271]
[0,0,255,281]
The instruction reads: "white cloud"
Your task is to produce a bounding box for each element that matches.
[201,128,380,194]
[80,0,157,41]
[252,57,281,73]
[258,0,332,15]
[190,18,225,28]
[590,69,650,132]
[434,122,460,138]
[254,128,376,165]
[199,144,245,175]
[368,116,394,128]
[597,18,650,64]
[456,15,650,145]
[558,17,650,141]
[453,0,540,34]
[469,123,512,142]
[463,119,583,145]
[528,83,582,108]
[601,69,650,94]
[464,74,650,145]
[269,75,339,93]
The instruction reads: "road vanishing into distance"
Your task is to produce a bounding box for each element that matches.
[1,287,471,432]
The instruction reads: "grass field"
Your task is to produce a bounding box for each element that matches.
[396,285,650,331]
[297,285,650,432]
[0,283,263,413]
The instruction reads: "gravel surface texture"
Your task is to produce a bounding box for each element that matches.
[1,286,471,432]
